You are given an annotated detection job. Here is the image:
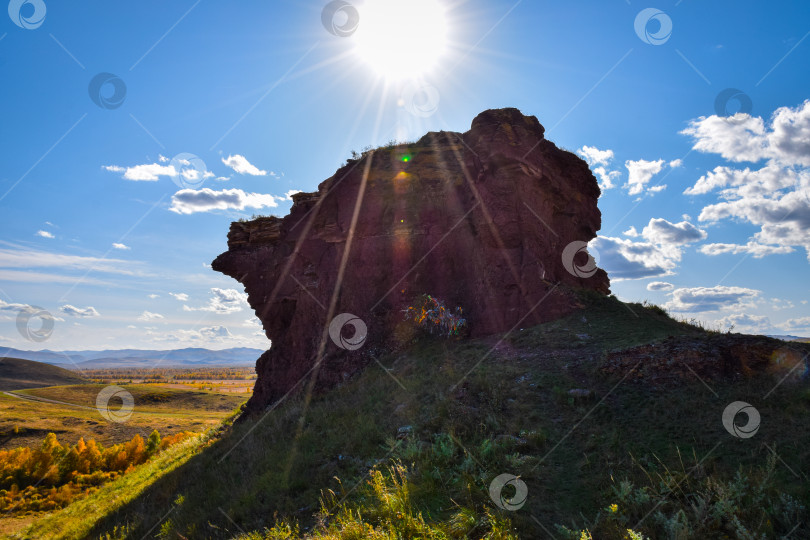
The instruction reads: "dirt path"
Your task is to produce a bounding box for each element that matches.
[3,390,98,411]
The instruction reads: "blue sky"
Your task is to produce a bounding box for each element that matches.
[1,0,809,350]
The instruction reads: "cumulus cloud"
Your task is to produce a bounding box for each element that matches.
[147,325,234,344]
[120,163,176,181]
[682,100,810,167]
[590,236,677,280]
[200,325,232,339]
[663,286,761,313]
[138,310,165,321]
[112,243,130,250]
[36,230,54,239]
[284,190,303,200]
[781,317,810,332]
[222,154,268,176]
[684,164,802,197]
[642,218,707,244]
[683,102,810,260]
[625,159,664,196]
[647,281,674,291]
[577,146,614,166]
[577,146,620,191]
[0,299,35,313]
[593,167,621,190]
[169,188,279,215]
[60,304,100,318]
[148,294,159,299]
[104,160,214,183]
[169,292,189,301]
[699,241,794,258]
[183,288,248,314]
[715,312,773,333]
[593,218,706,281]
[770,298,794,311]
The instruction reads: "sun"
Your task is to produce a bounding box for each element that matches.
[354,0,449,80]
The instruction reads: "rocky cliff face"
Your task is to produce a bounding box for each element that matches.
[213,108,610,411]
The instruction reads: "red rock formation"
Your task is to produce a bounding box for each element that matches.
[213,108,610,411]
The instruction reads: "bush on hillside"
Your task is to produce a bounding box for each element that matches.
[403,294,467,338]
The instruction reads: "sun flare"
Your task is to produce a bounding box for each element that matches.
[354,0,449,80]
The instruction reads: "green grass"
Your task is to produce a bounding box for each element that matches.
[12,425,228,540]
[17,384,244,415]
[0,384,246,454]
[16,293,810,539]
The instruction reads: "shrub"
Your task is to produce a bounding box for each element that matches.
[403,294,467,338]
[557,450,808,539]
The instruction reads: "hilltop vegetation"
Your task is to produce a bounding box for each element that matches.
[0,358,85,392]
[0,383,247,453]
[36,292,806,540]
[0,429,193,515]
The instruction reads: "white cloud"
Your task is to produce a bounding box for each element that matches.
[625,159,664,195]
[577,146,614,167]
[681,100,810,167]
[60,304,100,318]
[715,312,773,333]
[200,325,232,339]
[284,190,303,200]
[642,218,707,245]
[147,325,238,344]
[169,188,279,215]
[121,163,177,181]
[770,298,794,311]
[158,154,169,163]
[577,146,620,191]
[669,159,683,168]
[0,269,114,286]
[684,164,801,196]
[148,294,159,299]
[593,167,621,190]
[36,230,54,239]
[663,286,761,313]
[222,154,267,176]
[0,245,141,276]
[169,292,189,301]
[112,243,130,250]
[594,219,706,280]
[683,101,810,261]
[699,241,794,258]
[183,288,248,314]
[781,317,810,332]
[647,281,674,291]
[590,236,677,280]
[138,310,165,321]
[103,165,125,173]
[0,299,35,313]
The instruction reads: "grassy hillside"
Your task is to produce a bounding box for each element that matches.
[0,358,85,391]
[19,293,810,539]
[0,383,247,452]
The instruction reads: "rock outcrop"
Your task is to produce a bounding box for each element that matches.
[213,108,610,411]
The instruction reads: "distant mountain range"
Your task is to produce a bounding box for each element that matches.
[766,335,810,343]
[0,347,264,368]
